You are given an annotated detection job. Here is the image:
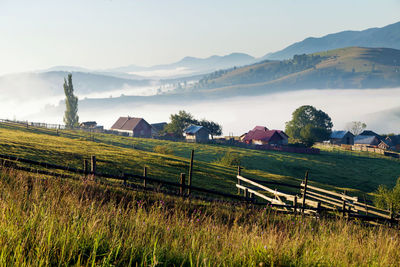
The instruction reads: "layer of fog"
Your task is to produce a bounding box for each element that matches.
[129,67,194,78]
[17,88,400,136]
[0,73,174,119]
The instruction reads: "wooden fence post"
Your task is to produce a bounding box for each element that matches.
[244,187,249,200]
[390,202,394,224]
[342,200,346,218]
[180,173,186,196]
[293,195,298,215]
[301,171,309,215]
[90,156,96,175]
[143,166,147,188]
[237,165,241,194]
[83,159,89,176]
[188,150,194,196]
[317,201,321,216]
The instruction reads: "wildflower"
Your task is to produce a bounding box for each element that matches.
[264,245,267,250]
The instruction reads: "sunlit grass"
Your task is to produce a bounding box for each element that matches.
[0,168,399,266]
[1,122,400,198]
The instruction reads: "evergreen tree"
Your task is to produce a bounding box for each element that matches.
[63,74,79,128]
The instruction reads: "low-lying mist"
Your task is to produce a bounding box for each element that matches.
[7,88,399,136]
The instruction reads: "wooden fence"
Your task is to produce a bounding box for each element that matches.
[0,152,245,202]
[236,167,396,223]
[0,148,397,224]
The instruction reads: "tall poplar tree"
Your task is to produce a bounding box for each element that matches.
[63,74,79,128]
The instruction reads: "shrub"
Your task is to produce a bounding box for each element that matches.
[216,151,242,166]
[153,145,173,155]
[374,177,400,213]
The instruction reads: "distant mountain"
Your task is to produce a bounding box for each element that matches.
[107,53,256,78]
[261,21,400,60]
[191,47,400,96]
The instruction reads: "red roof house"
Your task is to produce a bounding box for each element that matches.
[111,117,152,138]
[242,126,288,145]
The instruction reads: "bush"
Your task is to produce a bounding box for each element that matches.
[153,145,173,155]
[374,177,400,213]
[216,151,242,167]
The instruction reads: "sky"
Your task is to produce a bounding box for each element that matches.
[1,0,399,75]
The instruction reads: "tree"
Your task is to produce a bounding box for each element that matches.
[63,74,79,128]
[163,111,223,139]
[163,110,196,138]
[345,121,366,135]
[285,105,333,147]
[199,119,222,139]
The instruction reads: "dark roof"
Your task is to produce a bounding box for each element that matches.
[151,122,167,132]
[354,135,378,145]
[184,125,208,134]
[386,135,400,145]
[360,130,381,140]
[243,126,287,142]
[111,117,144,131]
[80,121,97,126]
[330,130,353,139]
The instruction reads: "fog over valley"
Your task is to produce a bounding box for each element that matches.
[2,83,399,135]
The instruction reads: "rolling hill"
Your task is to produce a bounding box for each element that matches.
[191,47,400,96]
[262,21,400,60]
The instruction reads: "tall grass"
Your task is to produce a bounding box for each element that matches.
[0,168,399,266]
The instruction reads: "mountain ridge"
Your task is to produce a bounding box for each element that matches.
[261,21,400,60]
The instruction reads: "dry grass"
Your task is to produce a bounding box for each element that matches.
[1,168,400,266]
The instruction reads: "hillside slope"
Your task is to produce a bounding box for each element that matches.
[1,122,400,194]
[192,47,400,96]
[262,21,400,60]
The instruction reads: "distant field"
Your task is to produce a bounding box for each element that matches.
[1,123,400,199]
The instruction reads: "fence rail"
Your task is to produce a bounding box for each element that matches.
[236,166,396,223]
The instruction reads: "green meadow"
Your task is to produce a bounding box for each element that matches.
[1,122,400,197]
[1,123,400,265]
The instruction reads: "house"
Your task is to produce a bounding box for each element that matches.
[359,130,382,141]
[184,125,209,143]
[151,122,168,136]
[378,140,391,150]
[242,126,288,145]
[111,117,152,138]
[329,131,354,145]
[80,121,97,128]
[384,135,400,151]
[354,135,380,146]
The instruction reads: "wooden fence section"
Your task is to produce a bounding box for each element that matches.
[0,153,245,202]
[236,166,396,222]
[0,151,397,223]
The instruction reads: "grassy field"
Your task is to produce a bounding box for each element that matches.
[1,122,400,198]
[1,167,400,266]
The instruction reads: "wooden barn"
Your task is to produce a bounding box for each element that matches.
[242,126,288,145]
[184,125,210,143]
[329,131,354,145]
[111,117,152,138]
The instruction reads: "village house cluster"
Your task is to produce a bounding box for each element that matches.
[82,116,399,157]
[328,130,400,152]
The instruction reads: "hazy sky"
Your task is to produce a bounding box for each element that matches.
[1,0,399,74]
